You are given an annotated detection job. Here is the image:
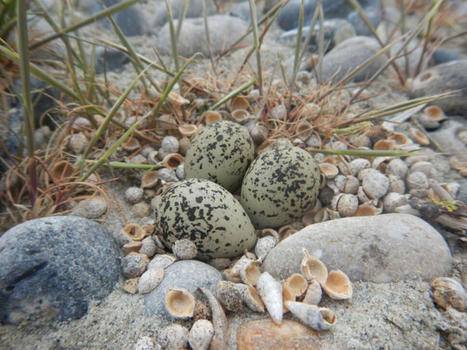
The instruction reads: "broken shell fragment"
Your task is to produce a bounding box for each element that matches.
[222,268,242,283]
[199,287,228,350]
[179,124,198,138]
[431,277,467,312]
[189,319,214,350]
[165,288,195,319]
[240,285,265,313]
[284,273,308,299]
[141,171,160,189]
[285,302,336,331]
[239,260,261,286]
[204,111,223,125]
[161,153,184,169]
[229,96,250,111]
[124,223,147,241]
[122,137,141,152]
[138,267,164,294]
[217,280,244,312]
[257,272,283,325]
[322,270,353,300]
[300,248,328,285]
[302,279,322,305]
[231,109,251,124]
[51,160,74,179]
[231,255,255,277]
[319,163,339,179]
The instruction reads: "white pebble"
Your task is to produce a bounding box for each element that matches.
[350,158,371,176]
[138,267,164,294]
[386,159,408,178]
[362,170,390,199]
[161,136,179,154]
[176,164,185,180]
[69,132,88,154]
[406,171,429,190]
[125,187,144,204]
[189,320,214,350]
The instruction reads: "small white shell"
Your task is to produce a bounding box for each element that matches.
[123,223,147,241]
[322,270,353,300]
[200,287,228,350]
[125,187,144,204]
[204,111,223,125]
[383,192,409,213]
[285,302,336,331]
[122,137,141,152]
[362,170,390,200]
[344,175,360,194]
[141,171,160,189]
[231,255,255,277]
[284,273,308,299]
[349,158,371,175]
[336,193,359,217]
[140,237,157,258]
[240,285,265,313]
[147,254,176,270]
[302,279,322,305]
[300,248,328,285]
[189,320,214,350]
[386,158,408,178]
[319,163,339,179]
[160,153,184,170]
[165,288,195,319]
[257,272,283,325]
[138,267,164,294]
[172,239,198,260]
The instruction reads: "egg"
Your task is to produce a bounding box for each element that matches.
[154,178,257,259]
[240,146,320,228]
[184,121,255,192]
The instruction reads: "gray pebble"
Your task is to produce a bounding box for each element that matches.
[122,252,149,278]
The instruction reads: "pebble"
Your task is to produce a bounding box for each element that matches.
[140,237,157,258]
[409,59,467,115]
[94,46,130,74]
[156,15,249,57]
[406,171,429,190]
[347,7,381,36]
[147,254,177,270]
[236,319,321,350]
[144,260,222,319]
[173,239,198,260]
[161,136,179,154]
[157,324,189,350]
[122,252,149,278]
[386,158,409,178]
[431,48,462,65]
[361,169,390,199]
[122,241,143,255]
[122,278,139,294]
[320,36,386,83]
[132,202,150,218]
[277,0,316,31]
[263,214,452,283]
[154,0,215,27]
[189,319,214,350]
[125,187,144,204]
[71,198,108,219]
[0,216,120,324]
[69,133,88,154]
[157,168,179,183]
[138,268,164,294]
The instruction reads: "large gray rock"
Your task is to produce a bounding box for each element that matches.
[320,36,386,83]
[156,15,249,57]
[154,0,215,27]
[409,59,467,116]
[0,216,120,325]
[263,214,452,283]
[144,260,222,319]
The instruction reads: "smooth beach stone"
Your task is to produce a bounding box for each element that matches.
[94,46,130,74]
[409,59,467,116]
[144,260,222,319]
[0,216,120,324]
[432,48,462,65]
[428,118,467,162]
[154,0,215,27]
[347,7,381,36]
[277,0,316,31]
[156,15,249,57]
[320,36,386,83]
[263,214,452,283]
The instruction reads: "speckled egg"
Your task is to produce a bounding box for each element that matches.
[240,146,320,228]
[154,178,257,259]
[184,121,255,192]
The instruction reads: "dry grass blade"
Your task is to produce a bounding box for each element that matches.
[208,79,256,111]
[248,0,263,96]
[307,148,417,157]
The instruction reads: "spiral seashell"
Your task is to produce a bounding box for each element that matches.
[179,124,198,138]
[124,223,147,241]
[285,302,336,331]
[257,272,283,325]
[255,235,277,262]
[165,288,196,319]
[239,260,261,286]
[141,171,160,189]
[300,248,328,285]
[189,319,214,350]
[217,280,244,312]
[431,277,467,312]
[322,270,353,300]
[302,279,322,305]
[240,284,265,313]
[204,111,223,125]
[199,287,228,350]
[160,153,184,169]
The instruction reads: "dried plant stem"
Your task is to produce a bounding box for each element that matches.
[208,79,256,111]
[248,0,263,96]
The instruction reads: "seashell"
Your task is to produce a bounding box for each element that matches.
[179,124,198,138]
[248,123,268,145]
[322,270,353,300]
[255,235,277,262]
[141,171,159,189]
[231,255,255,277]
[178,137,191,155]
[229,95,250,111]
[431,277,467,312]
[278,225,297,241]
[300,248,328,285]
[355,202,382,216]
[295,120,314,140]
[128,154,147,164]
[222,268,242,283]
[204,111,223,125]
[122,137,141,152]
[285,302,336,331]
[240,285,265,313]
[217,280,244,312]
[189,319,214,350]
[344,175,360,194]
[410,161,438,178]
[239,260,261,286]
[157,324,189,350]
[147,254,177,270]
[419,105,446,129]
[282,281,295,312]
[173,239,198,260]
[349,158,371,176]
[410,127,430,146]
[373,139,395,151]
[386,159,408,178]
[406,171,429,190]
[361,169,390,200]
[208,258,232,270]
[258,228,280,241]
[284,273,308,299]
[71,116,92,131]
[140,236,157,258]
[138,267,164,294]
[51,160,74,179]
[147,150,160,165]
[257,272,283,324]
[165,288,195,319]
[388,132,411,146]
[335,193,359,217]
[167,91,190,106]
[193,299,212,321]
[302,279,322,305]
[124,223,147,241]
[231,109,251,124]
[319,163,339,179]
[122,241,143,255]
[199,287,228,350]
[383,192,409,213]
[160,153,184,170]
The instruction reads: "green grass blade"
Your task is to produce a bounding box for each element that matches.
[208,79,256,111]
[307,148,417,157]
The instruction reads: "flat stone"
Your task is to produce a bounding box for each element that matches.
[156,15,248,57]
[144,260,222,319]
[263,214,452,283]
[237,319,321,350]
[0,216,120,324]
[409,59,467,116]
